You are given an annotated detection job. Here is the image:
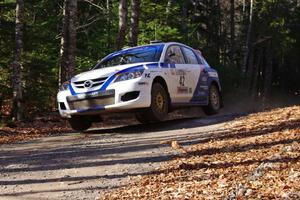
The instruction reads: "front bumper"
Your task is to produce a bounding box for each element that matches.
[57,78,151,118]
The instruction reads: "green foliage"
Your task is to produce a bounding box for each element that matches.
[1,0,300,118]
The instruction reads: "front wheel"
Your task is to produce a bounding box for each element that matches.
[68,116,92,132]
[136,82,169,123]
[203,84,221,115]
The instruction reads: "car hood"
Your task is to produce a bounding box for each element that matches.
[71,63,146,83]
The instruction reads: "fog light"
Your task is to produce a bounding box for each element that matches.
[59,102,67,110]
[121,91,140,102]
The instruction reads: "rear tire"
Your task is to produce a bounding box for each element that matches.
[136,82,169,123]
[68,116,92,132]
[203,84,220,115]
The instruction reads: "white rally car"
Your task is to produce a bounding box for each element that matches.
[57,42,222,131]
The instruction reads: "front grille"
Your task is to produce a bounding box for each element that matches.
[68,97,114,110]
[73,77,108,89]
[67,90,115,110]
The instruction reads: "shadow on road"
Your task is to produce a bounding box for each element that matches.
[0,114,243,172]
[86,113,244,135]
[0,112,246,197]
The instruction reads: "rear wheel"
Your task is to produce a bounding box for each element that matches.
[68,116,92,132]
[136,82,169,123]
[203,84,220,115]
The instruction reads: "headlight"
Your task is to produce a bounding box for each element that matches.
[60,81,70,91]
[115,67,145,82]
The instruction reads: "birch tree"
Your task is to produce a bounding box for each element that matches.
[242,0,254,73]
[115,0,127,50]
[59,0,77,85]
[11,0,24,121]
[129,0,140,46]
[230,0,235,64]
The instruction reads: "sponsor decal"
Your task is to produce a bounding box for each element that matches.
[144,73,151,78]
[201,76,208,82]
[208,72,218,78]
[200,85,209,90]
[138,82,149,85]
[177,86,189,94]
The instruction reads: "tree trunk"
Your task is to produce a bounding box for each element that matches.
[106,0,112,49]
[181,3,188,44]
[59,0,77,86]
[242,0,254,73]
[262,41,273,103]
[116,0,127,50]
[129,0,140,47]
[230,0,235,65]
[11,0,24,121]
[59,0,68,86]
[250,48,262,99]
[67,0,77,80]
[0,93,3,120]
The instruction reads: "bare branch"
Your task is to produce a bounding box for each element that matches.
[82,0,105,11]
[76,17,101,30]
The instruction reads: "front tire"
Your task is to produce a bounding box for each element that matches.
[203,84,221,115]
[68,116,92,132]
[136,82,169,123]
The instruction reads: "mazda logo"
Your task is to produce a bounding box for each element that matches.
[84,80,93,88]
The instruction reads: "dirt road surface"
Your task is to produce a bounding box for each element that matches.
[0,112,241,200]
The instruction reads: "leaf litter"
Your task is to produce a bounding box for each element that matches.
[99,106,300,199]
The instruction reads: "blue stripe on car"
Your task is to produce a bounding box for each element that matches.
[68,84,76,95]
[169,63,176,68]
[146,63,159,68]
[190,67,220,104]
[69,64,145,95]
[99,65,145,91]
[160,63,169,68]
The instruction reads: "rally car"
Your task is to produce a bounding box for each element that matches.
[57,42,222,131]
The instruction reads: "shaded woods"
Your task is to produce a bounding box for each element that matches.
[0,0,300,122]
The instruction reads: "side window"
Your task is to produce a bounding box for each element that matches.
[182,47,199,64]
[194,50,204,65]
[199,55,211,68]
[164,45,185,64]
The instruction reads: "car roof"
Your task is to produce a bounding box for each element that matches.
[123,42,195,51]
[101,42,195,62]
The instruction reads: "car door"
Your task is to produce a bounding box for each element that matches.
[164,45,191,103]
[189,50,210,104]
[180,47,202,102]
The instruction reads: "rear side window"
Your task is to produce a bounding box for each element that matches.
[165,45,185,64]
[182,47,198,64]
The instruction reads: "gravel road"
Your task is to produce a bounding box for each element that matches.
[0,111,240,200]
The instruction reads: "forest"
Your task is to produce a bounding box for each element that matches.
[1,0,300,122]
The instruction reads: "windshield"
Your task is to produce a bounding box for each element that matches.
[94,44,164,69]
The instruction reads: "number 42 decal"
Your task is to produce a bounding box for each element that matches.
[179,75,185,86]
[145,73,151,78]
